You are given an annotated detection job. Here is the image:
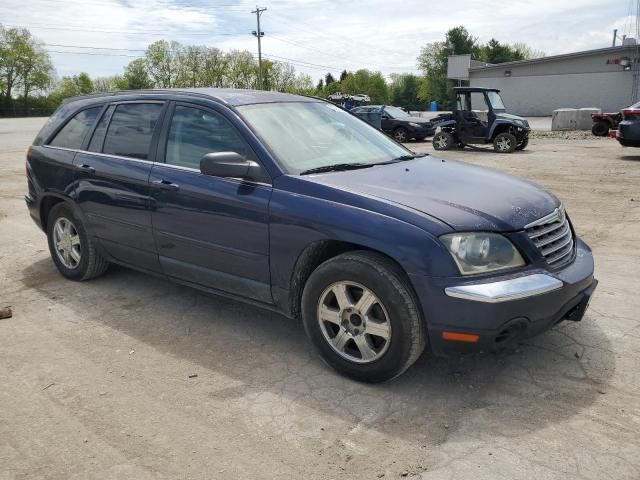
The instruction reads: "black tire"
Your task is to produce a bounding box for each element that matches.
[493,132,517,153]
[591,121,609,137]
[301,251,427,383]
[515,137,528,151]
[432,131,454,150]
[46,202,109,281]
[393,127,409,143]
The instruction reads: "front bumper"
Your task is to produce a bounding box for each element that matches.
[410,237,596,356]
[617,121,640,146]
[407,124,435,138]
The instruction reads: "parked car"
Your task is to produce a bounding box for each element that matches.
[432,87,529,153]
[351,94,370,103]
[615,102,640,147]
[26,89,597,383]
[591,111,621,136]
[351,105,435,141]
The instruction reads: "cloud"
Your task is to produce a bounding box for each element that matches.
[2,0,630,80]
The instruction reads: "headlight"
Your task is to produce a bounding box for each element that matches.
[440,232,525,275]
[408,122,422,127]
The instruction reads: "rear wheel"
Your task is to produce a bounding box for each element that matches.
[301,251,426,383]
[493,132,517,153]
[432,131,454,150]
[393,127,409,143]
[46,202,109,281]
[591,121,609,137]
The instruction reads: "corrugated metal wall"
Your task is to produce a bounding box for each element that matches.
[469,48,637,115]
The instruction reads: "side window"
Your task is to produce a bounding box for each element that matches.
[166,105,249,170]
[88,105,115,152]
[103,103,163,160]
[49,106,102,149]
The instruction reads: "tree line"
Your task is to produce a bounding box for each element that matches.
[1,23,542,116]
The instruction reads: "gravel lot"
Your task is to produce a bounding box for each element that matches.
[1,117,639,479]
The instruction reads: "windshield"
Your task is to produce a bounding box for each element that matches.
[384,106,410,119]
[487,91,506,110]
[238,102,411,174]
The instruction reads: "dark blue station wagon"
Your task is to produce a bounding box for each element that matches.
[26,89,597,382]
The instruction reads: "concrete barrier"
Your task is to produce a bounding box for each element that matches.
[577,108,601,130]
[552,108,601,130]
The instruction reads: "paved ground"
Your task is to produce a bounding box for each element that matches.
[1,117,639,479]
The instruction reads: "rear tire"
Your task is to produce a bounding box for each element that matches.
[301,251,426,383]
[46,202,109,281]
[493,132,517,153]
[432,131,454,150]
[591,121,609,137]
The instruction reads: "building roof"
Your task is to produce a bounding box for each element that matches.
[468,45,637,72]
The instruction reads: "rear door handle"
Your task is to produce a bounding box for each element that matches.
[79,164,95,174]
[152,179,180,191]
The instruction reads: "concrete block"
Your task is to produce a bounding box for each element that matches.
[577,108,601,130]
[552,109,577,131]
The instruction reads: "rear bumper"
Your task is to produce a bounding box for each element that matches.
[410,237,596,356]
[617,121,640,146]
[25,193,43,230]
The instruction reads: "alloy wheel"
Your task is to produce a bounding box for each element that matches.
[496,137,512,151]
[53,217,82,269]
[317,281,392,364]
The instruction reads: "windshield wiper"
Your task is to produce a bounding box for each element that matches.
[373,153,428,165]
[299,163,374,175]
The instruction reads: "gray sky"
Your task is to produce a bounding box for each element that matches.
[0,0,635,81]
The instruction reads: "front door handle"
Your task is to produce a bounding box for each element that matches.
[152,179,180,191]
[79,164,95,174]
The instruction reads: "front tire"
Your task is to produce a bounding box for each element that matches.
[46,202,109,281]
[393,127,409,143]
[301,251,426,383]
[515,137,528,151]
[432,131,454,150]
[493,132,517,153]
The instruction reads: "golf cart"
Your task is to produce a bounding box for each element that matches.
[432,87,530,153]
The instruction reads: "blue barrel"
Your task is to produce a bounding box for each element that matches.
[429,101,438,112]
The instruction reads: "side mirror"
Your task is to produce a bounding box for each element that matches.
[200,152,259,180]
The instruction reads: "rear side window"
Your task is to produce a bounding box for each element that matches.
[49,106,102,149]
[102,103,163,160]
[165,105,248,169]
[88,105,115,152]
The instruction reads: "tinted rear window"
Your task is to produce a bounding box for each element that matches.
[88,105,115,152]
[49,106,102,149]
[102,103,163,160]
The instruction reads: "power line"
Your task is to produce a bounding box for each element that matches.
[4,23,245,36]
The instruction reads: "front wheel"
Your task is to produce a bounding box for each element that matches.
[46,202,109,281]
[493,132,518,153]
[515,137,528,151]
[432,131,454,150]
[393,127,409,143]
[301,252,426,383]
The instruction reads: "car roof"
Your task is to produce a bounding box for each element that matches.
[63,88,318,107]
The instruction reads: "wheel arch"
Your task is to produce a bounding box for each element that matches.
[286,239,417,320]
[39,193,91,234]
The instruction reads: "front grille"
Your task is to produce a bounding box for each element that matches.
[525,206,574,265]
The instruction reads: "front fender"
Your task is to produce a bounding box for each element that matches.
[268,187,459,293]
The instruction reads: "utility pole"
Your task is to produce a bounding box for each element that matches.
[613,28,618,47]
[252,6,267,90]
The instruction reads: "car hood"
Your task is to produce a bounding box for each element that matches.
[403,116,432,124]
[301,156,559,231]
[496,112,528,125]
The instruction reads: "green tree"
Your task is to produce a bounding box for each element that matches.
[316,78,324,91]
[390,73,421,108]
[0,24,54,112]
[339,69,348,82]
[49,73,94,105]
[120,58,153,90]
[325,72,336,85]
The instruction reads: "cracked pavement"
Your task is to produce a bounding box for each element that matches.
[1,118,639,479]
